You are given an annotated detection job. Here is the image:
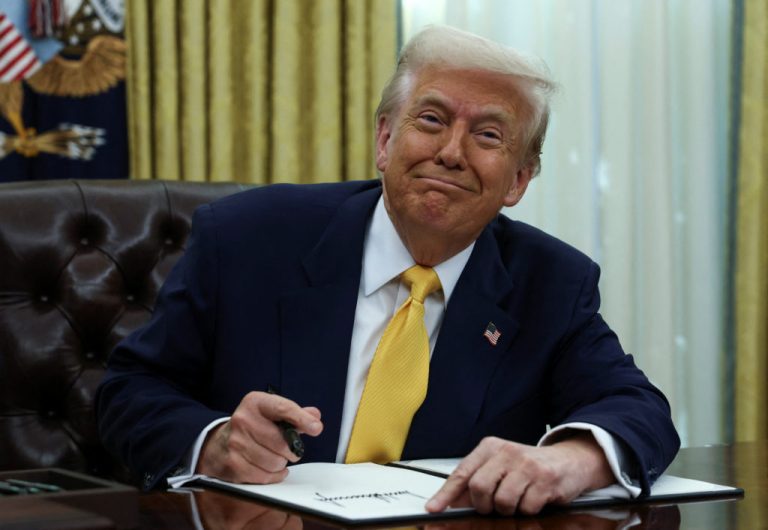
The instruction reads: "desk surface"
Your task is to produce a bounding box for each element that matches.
[137,441,764,529]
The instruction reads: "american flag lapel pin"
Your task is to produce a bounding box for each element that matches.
[483,322,501,346]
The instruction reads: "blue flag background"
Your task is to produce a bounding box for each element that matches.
[0,0,127,181]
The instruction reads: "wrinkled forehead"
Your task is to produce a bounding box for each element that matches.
[398,66,536,128]
[411,90,517,125]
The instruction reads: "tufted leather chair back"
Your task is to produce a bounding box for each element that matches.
[0,179,247,479]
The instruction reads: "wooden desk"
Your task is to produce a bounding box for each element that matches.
[130,441,768,529]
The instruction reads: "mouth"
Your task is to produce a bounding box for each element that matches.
[416,174,474,193]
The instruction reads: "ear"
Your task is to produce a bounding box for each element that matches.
[503,164,534,207]
[375,115,392,172]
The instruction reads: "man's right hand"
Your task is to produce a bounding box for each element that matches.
[196,391,323,484]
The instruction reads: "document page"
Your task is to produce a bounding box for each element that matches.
[395,458,743,506]
[393,457,460,476]
[196,459,743,523]
[196,462,473,524]
[572,474,742,506]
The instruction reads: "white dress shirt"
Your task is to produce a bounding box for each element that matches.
[170,197,640,498]
[334,198,474,461]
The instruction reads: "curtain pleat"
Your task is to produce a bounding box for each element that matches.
[151,0,181,180]
[125,0,152,181]
[125,0,396,183]
[345,1,371,181]
[311,0,343,183]
[180,0,207,182]
[271,0,313,183]
[207,0,234,181]
[734,0,768,442]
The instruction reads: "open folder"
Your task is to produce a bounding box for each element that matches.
[191,459,743,525]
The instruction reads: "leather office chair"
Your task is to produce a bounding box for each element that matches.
[0,179,246,480]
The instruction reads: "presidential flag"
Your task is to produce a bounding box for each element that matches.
[0,11,43,82]
[0,0,127,181]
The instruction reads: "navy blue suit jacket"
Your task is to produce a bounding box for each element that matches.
[97,180,679,491]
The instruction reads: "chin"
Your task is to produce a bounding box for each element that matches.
[410,204,459,235]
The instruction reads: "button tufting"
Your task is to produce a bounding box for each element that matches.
[0,180,248,475]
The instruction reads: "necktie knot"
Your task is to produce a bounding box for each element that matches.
[402,265,441,303]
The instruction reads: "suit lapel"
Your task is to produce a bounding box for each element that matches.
[278,184,381,461]
[404,224,520,458]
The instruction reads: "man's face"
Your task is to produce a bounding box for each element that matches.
[377,67,534,256]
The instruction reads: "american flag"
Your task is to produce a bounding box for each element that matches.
[483,322,501,346]
[0,11,42,83]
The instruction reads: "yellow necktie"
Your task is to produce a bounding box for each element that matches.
[345,265,442,463]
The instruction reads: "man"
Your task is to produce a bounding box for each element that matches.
[97,26,679,516]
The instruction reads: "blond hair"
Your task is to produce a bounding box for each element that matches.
[377,26,556,176]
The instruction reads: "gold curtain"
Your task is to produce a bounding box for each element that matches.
[734,0,768,441]
[125,0,397,183]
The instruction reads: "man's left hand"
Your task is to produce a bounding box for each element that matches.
[425,433,614,515]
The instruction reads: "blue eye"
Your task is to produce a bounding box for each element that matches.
[478,130,502,144]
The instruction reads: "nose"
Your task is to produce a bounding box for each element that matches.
[434,126,467,170]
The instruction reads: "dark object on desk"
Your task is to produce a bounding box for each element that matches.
[0,179,248,482]
[0,480,26,495]
[0,467,137,529]
[6,477,63,493]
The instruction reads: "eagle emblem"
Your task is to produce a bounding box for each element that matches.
[0,0,125,162]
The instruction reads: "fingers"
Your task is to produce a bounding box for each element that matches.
[197,391,324,484]
[198,418,291,484]
[467,463,514,514]
[257,395,323,437]
[241,392,324,461]
[427,436,605,516]
[303,406,322,422]
[426,437,498,513]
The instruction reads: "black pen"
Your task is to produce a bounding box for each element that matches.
[267,385,305,458]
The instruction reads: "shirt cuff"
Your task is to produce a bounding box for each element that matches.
[167,416,230,489]
[538,422,642,498]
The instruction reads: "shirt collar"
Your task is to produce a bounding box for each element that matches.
[362,197,475,304]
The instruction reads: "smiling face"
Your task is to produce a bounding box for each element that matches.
[377,67,535,265]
